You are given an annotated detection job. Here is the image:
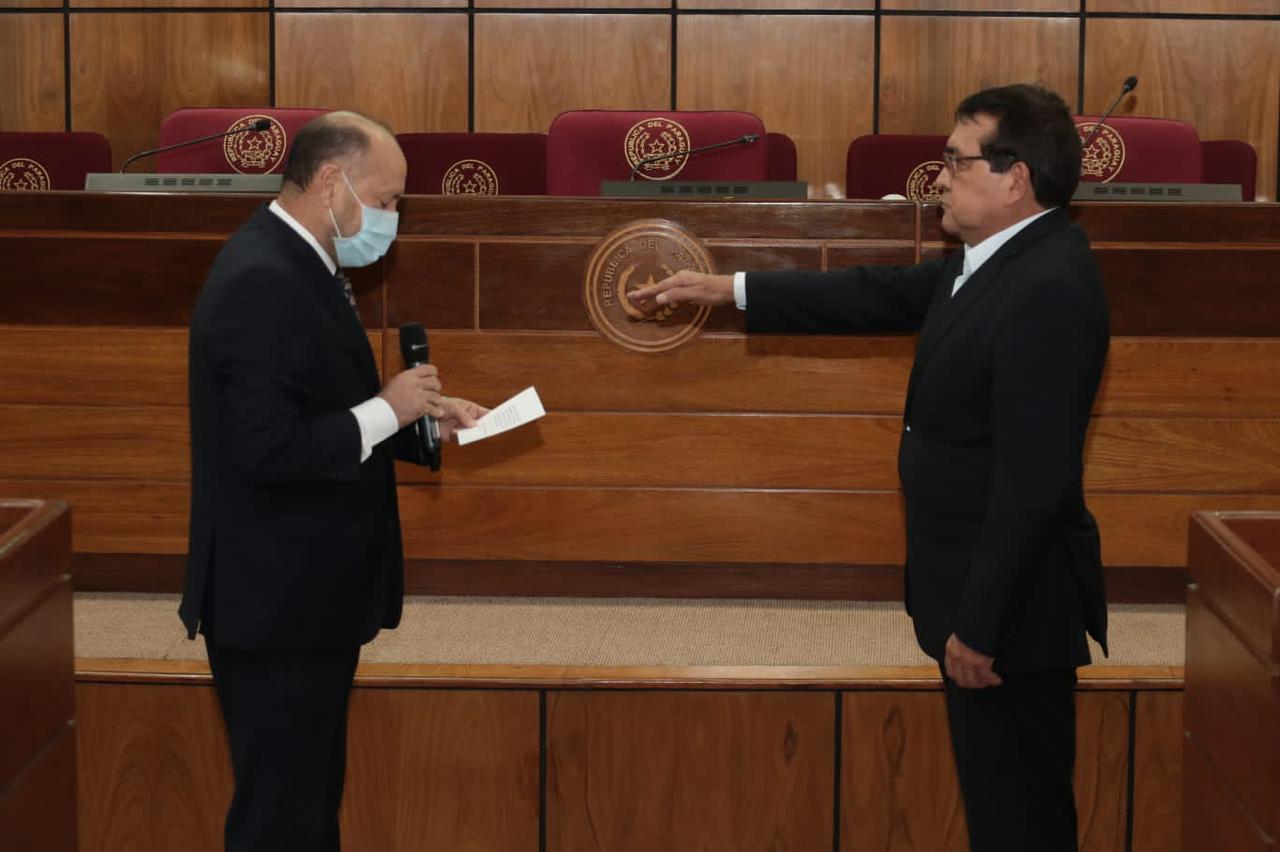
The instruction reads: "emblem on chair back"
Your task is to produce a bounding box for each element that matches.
[0,157,51,191]
[1076,122,1126,182]
[905,161,944,202]
[223,115,288,174]
[442,159,500,195]
[624,118,692,181]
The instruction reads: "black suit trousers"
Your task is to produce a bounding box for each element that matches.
[942,668,1079,852]
[207,643,360,852]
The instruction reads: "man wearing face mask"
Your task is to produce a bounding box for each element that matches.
[181,111,486,852]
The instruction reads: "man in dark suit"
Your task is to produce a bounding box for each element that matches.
[631,84,1108,851]
[181,111,484,851]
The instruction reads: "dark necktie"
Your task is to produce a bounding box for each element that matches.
[337,271,360,318]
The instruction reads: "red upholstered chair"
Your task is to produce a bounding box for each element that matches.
[155,107,330,174]
[1073,115,1202,183]
[1201,139,1257,200]
[546,110,768,196]
[765,132,798,181]
[0,132,112,190]
[396,132,547,195]
[845,134,947,201]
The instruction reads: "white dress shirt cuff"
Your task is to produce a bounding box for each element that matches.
[350,396,400,463]
[733,271,748,311]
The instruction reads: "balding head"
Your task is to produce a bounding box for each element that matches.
[275,110,407,266]
[282,111,397,191]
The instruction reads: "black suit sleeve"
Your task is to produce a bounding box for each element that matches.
[745,259,945,334]
[955,272,1104,656]
[209,266,362,485]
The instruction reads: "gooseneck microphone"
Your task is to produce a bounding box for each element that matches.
[398,322,441,472]
[628,133,761,181]
[119,118,273,172]
[1081,76,1138,152]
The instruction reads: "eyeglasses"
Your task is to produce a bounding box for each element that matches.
[941,150,1019,176]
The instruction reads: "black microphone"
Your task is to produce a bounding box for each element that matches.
[120,118,273,172]
[398,322,441,472]
[628,133,761,181]
[1081,76,1138,152]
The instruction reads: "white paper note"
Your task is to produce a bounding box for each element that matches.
[455,386,546,446]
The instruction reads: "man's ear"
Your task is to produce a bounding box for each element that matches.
[316,163,342,210]
[1006,160,1033,205]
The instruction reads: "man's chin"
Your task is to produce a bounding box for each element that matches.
[938,207,959,238]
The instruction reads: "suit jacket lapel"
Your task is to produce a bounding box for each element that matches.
[255,206,381,387]
[913,208,1070,372]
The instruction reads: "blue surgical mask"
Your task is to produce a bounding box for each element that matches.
[329,171,398,268]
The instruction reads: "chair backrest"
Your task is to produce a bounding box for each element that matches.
[1201,139,1257,200]
[1073,115,1202,183]
[765,132,798,182]
[0,132,112,190]
[155,107,330,174]
[397,132,547,195]
[546,110,768,196]
[845,134,947,201]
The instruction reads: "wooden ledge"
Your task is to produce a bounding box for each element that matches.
[75,657,1183,691]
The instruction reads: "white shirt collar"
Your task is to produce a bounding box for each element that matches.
[962,207,1056,279]
[268,199,337,276]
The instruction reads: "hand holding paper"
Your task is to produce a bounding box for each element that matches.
[455,387,545,446]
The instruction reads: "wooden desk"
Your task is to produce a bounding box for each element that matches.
[1185,511,1280,851]
[0,498,75,852]
[1,194,1278,601]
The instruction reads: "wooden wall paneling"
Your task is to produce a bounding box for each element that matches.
[0,13,64,132]
[0,480,191,554]
[1088,0,1280,24]
[423,332,1280,419]
[0,580,74,786]
[1093,248,1280,336]
[883,0,1074,8]
[17,325,890,414]
[0,236,224,325]
[341,689,539,852]
[0,327,381,407]
[1131,691,1183,852]
[0,407,189,480]
[275,14,468,135]
[3,400,1278,514]
[0,723,77,852]
[841,691,968,852]
[69,0,266,8]
[679,0,870,8]
[278,0,460,8]
[0,0,62,8]
[4,475,1273,565]
[1084,19,1280,201]
[878,17,1080,135]
[76,682,232,852]
[69,13,269,169]
[1074,691,1130,852]
[394,487,1280,566]
[1098,338,1280,418]
[386,241,476,331]
[478,0,667,7]
[676,15,875,198]
[546,690,834,850]
[473,14,671,133]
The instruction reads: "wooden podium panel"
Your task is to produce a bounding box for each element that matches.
[1,193,1279,602]
[0,499,75,852]
[1184,512,1280,851]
